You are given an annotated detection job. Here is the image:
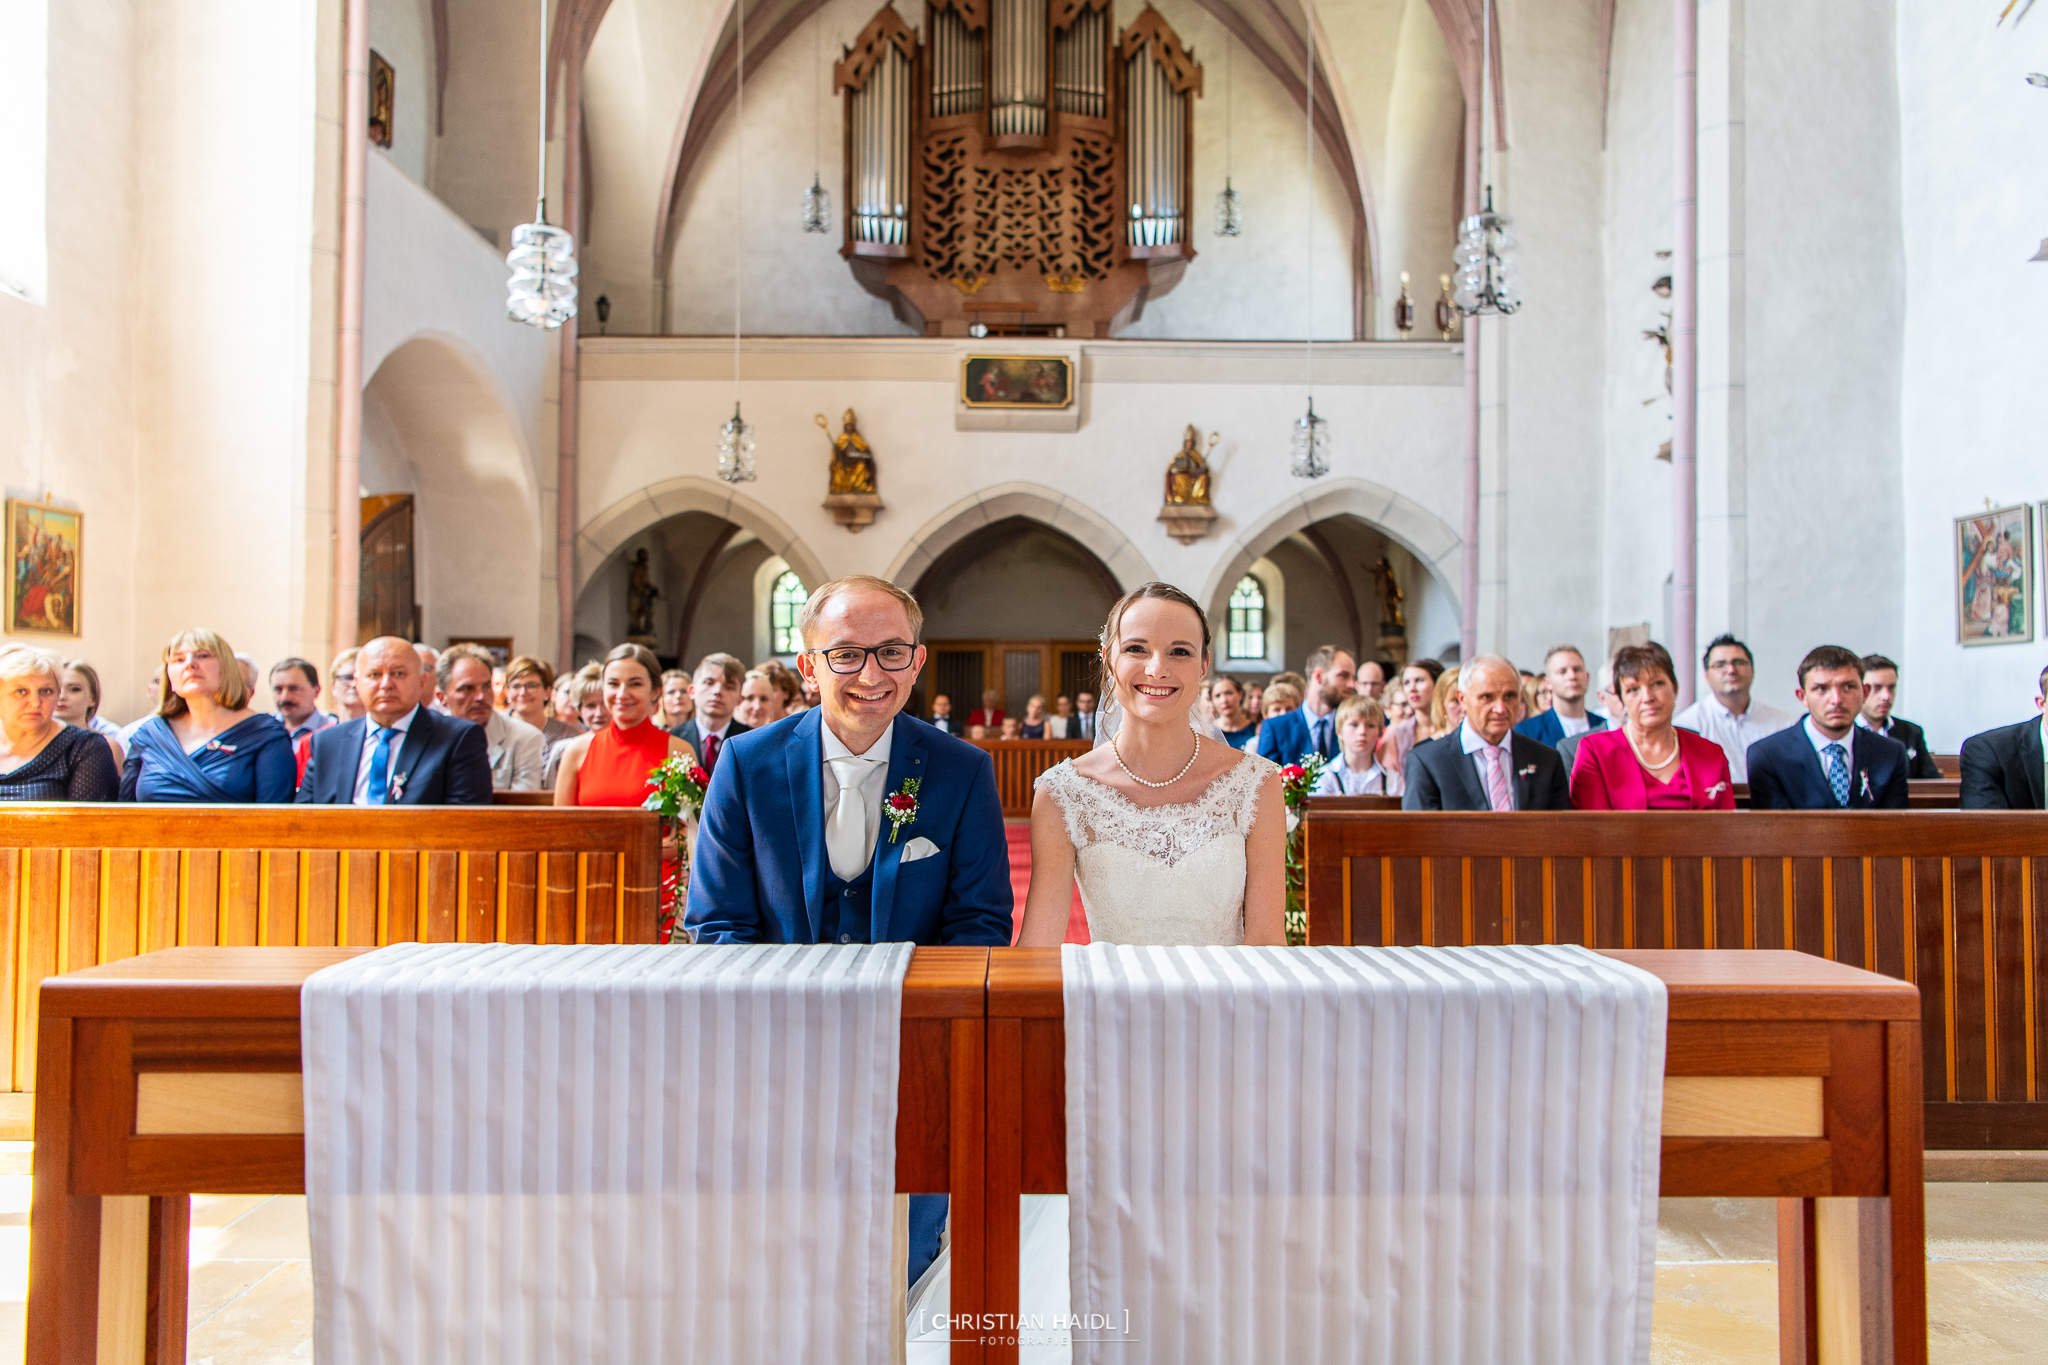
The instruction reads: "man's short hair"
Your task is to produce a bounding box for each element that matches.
[1702,633,1753,669]
[796,574,923,648]
[1797,645,1866,687]
[437,642,497,693]
[1859,654,1898,677]
[1459,654,1521,690]
[1333,694,1385,729]
[694,652,746,686]
[1303,644,1349,678]
[269,656,319,690]
[1542,644,1585,670]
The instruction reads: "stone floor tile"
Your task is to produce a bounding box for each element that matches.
[1656,1197,1778,1264]
[1650,1262,1778,1365]
[193,1196,311,1262]
[1926,1184,2048,1261]
[185,1261,314,1365]
[189,1259,296,1328]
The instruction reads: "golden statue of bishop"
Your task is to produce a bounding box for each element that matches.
[1164,425,1215,506]
[819,409,877,495]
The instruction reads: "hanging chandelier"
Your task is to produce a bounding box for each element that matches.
[505,0,577,327]
[1213,39,1242,237]
[1291,400,1330,479]
[1452,0,1519,319]
[719,0,757,482]
[802,174,832,234]
[1290,0,1328,478]
[718,403,757,483]
[801,22,831,233]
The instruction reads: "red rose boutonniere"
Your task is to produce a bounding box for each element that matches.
[885,776,921,843]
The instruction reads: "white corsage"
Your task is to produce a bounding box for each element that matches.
[1517,764,1537,778]
[1860,771,1873,801]
[1705,781,1728,800]
[389,770,409,800]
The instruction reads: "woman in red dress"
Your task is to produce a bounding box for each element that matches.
[552,644,699,936]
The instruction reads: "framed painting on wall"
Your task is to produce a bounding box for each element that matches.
[450,638,514,669]
[1955,504,2033,646]
[961,355,1073,409]
[368,51,395,149]
[5,499,81,638]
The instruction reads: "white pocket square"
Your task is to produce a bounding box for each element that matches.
[901,836,941,863]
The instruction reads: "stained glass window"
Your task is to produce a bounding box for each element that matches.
[769,571,807,654]
[1227,575,1266,660]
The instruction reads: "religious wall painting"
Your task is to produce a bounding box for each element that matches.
[961,355,1073,409]
[368,51,395,149]
[6,499,81,637]
[1955,504,2034,646]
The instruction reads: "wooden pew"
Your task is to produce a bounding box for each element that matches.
[986,945,1926,1365]
[0,805,658,1136]
[1305,781,1963,814]
[27,945,991,1365]
[968,739,1091,816]
[1302,809,2046,1148]
[491,790,555,805]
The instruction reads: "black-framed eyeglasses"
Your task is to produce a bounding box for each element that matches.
[806,644,918,674]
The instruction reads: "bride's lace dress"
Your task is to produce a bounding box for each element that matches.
[906,750,1277,1363]
[1035,752,1277,945]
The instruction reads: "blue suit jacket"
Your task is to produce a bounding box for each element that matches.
[684,709,1014,946]
[295,707,494,805]
[1514,708,1608,748]
[1745,721,1910,810]
[1255,706,1329,766]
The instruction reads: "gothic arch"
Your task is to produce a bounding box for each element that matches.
[576,476,830,597]
[1197,477,1463,620]
[884,484,1159,594]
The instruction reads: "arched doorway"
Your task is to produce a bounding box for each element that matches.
[910,516,1122,720]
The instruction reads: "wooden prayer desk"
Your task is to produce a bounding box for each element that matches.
[27,946,992,1365]
[986,946,1926,1365]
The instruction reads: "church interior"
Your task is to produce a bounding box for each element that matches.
[4,0,2048,1361]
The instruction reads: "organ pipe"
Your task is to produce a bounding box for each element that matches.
[990,0,1048,136]
[1053,7,1106,118]
[931,7,984,117]
[851,41,912,244]
[1124,44,1185,246]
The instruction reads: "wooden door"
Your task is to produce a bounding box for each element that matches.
[925,640,1100,719]
[359,494,418,644]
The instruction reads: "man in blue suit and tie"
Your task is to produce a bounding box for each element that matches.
[297,637,493,804]
[1514,644,1609,749]
[686,574,1013,1290]
[1255,644,1357,766]
[1746,645,1910,810]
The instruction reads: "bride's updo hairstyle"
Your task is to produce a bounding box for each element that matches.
[1098,582,1212,694]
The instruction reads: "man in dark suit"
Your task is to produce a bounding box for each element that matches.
[1857,654,1941,780]
[1960,664,2047,810]
[1515,644,1609,749]
[1403,656,1570,811]
[672,652,750,773]
[1745,645,1909,810]
[1256,644,1357,766]
[297,636,493,804]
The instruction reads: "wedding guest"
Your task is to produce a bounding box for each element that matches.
[1073,690,1099,740]
[329,648,366,721]
[269,658,332,745]
[1356,659,1389,701]
[1045,694,1077,738]
[297,636,493,805]
[1431,667,1464,737]
[1019,695,1048,738]
[1531,673,1553,713]
[1256,645,1356,765]
[55,659,125,768]
[1314,695,1401,796]
[123,630,295,803]
[504,656,580,752]
[1959,663,2047,810]
[755,660,803,716]
[1570,643,1735,810]
[1517,646,1608,750]
[999,717,1024,740]
[967,724,989,741]
[967,689,1005,729]
[234,653,260,697]
[1262,684,1302,718]
[551,672,583,728]
[1857,654,1941,779]
[1672,633,1792,782]
[552,644,696,806]
[1383,690,1413,724]
[660,669,696,730]
[735,668,785,730]
[575,666,609,734]
[1746,645,1910,810]
[673,652,748,774]
[1382,659,1446,778]
[491,665,507,711]
[1241,682,1263,719]
[414,643,440,676]
[1557,662,1625,779]
[1210,676,1259,750]
[1403,657,1570,811]
[927,694,957,734]
[0,646,118,800]
[438,643,544,791]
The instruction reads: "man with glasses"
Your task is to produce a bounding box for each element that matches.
[685,574,1012,1293]
[1672,633,1791,783]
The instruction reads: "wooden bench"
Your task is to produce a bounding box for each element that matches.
[1302,780,1962,815]
[1303,809,2048,1148]
[0,805,659,1136]
[968,739,1091,816]
[26,945,989,1365]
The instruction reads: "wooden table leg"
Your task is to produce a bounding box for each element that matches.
[1886,1022,1927,1365]
[983,1015,1021,1365]
[146,1196,190,1365]
[1780,1197,1819,1365]
[953,1015,989,1365]
[1815,1197,1893,1365]
[96,1196,151,1365]
[27,1017,100,1365]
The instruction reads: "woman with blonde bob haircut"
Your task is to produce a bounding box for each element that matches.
[0,645,119,800]
[121,629,294,802]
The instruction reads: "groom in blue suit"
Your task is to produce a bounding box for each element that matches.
[685,575,1013,1286]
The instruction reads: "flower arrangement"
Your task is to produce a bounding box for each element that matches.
[1278,752,1329,947]
[885,777,921,842]
[644,756,711,942]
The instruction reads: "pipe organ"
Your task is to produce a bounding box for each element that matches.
[834,1,1202,337]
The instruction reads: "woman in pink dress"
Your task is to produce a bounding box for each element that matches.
[1569,643,1736,810]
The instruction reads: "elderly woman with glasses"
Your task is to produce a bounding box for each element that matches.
[0,645,120,801]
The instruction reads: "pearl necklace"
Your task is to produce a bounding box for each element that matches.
[1627,726,1679,771]
[1110,731,1201,788]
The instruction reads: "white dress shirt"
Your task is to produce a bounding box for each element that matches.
[1672,694,1793,783]
[1074,709,1097,740]
[353,705,420,805]
[1314,758,1402,797]
[1459,721,1518,810]
[821,721,894,879]
[1803,715,1859,802]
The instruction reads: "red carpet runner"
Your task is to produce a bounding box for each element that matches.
[1005,822,1090,945]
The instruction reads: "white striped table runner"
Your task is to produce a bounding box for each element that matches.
[303,941,910,1364]
[1063,943,1666,1365]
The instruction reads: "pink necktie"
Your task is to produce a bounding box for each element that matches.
[1484,745,1513,812]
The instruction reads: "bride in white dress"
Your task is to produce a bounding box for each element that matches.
[908,582,1285,1362]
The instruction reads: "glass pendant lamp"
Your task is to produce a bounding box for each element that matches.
[505,0,577,328]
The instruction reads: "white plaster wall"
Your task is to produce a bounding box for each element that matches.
[1895,2,2048,747]
[1373,0,1466,338]
[370,0,436,186]
[434,0,551,250]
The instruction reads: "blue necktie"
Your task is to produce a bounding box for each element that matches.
[1312,715,1335,759]
[366,727,396,805]
[1823,742,1850,807]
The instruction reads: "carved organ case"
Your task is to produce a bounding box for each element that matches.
[835,1,1202,337]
